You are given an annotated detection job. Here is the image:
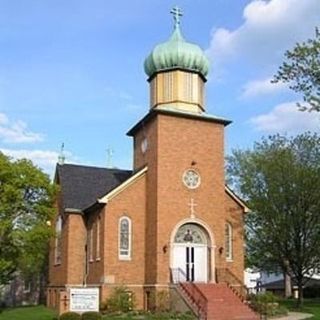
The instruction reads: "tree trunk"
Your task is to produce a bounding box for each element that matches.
[296,278,304,308]
[284,272,292,298]
[38,272,47,305]
[283,260,292,298]
[38,250,49,305]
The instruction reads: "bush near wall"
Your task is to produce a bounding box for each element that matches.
[249,292,288,317]
[59,311,102,320]
[59,311,81,320]
[81,311,102,320]
[102,286,136,313]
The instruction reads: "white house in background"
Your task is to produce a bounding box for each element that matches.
[244,268,320,297]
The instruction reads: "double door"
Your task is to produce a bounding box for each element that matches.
[173,244,208,283]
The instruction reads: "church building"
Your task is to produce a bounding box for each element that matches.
[47,8,258,320]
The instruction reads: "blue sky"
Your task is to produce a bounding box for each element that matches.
[0,0,319,174]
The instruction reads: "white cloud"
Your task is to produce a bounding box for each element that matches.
[0,148,58,174]
[0,112,44,143]
[250,102,320,133]
[207,0,320,66]
[241,77,287,99]
[0,148,76,176]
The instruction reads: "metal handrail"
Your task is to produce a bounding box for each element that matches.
[216,268,248,301]
[170,268,208,320]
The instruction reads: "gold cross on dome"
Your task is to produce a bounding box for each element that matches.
[170,6,183,28]
[188,198,197,218]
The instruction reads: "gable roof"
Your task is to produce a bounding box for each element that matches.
[56,163,132,211]
[225,185,250,213]
[98,166,147,203]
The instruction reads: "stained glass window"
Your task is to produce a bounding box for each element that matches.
[225,223,233,260]
[89,226,94,261]
[174,223,207,244]
[182,169,201,189]
[54,216,62,264]
[119,217,131,259]
[96,216,101,261]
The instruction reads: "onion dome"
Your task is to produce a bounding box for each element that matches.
[144,7,210,79]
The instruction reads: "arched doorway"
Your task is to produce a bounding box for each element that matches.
[172,223,210,283]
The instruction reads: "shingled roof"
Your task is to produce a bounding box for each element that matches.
[56,163,132,211]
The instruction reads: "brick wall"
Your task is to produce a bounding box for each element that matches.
[48,110,246,312]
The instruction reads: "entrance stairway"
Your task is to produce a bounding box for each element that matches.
[195,283,259,320]
[171,268,259,320]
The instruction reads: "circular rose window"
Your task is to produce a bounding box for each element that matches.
[182,169,201,189]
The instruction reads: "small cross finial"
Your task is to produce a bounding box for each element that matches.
[106,147,114,168]
[58,143,65,165]
[170,6,183,29]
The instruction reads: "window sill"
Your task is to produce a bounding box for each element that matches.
[226,258,233,262]
[96,257,101,262]
[54,263,61,266]
[119,256,131,261]
[89,259,94,263]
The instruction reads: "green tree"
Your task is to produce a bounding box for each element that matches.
[273,28,320,112]
[0,152,56,286]
[227,133,320,307]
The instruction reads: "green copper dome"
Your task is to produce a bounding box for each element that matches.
[144,8,209,79]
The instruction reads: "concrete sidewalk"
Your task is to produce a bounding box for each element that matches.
[272,312,313,320]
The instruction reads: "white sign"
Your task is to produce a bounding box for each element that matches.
[70,288,99,313]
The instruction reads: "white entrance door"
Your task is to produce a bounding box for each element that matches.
[172,244,207,282]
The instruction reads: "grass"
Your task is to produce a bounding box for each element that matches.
[101,312,195,319]
[280,298,320,320]
[1,303,319,320]
[0,306,194,320]
[0,305,57,320]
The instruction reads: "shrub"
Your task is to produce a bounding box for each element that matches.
[59,311,81,320]
[104,286,136,313]
[148,311,196,319]
[152,290,170,312]
[249,292,288,317]
[81,311,102,320]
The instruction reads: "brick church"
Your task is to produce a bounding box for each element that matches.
[48,8,258,320]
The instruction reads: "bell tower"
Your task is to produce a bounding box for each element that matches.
[128,7,232,287]
[144,7,209,114]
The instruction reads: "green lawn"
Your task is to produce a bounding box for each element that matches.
[0,305,57,320]
[0,306,194,320]
[280,299,320,320]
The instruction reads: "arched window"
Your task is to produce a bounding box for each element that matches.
[54,216,62,264]
[89,226,94,262]
[96,216,101,261]
[174,223,207,244]
[119,216,132,260]
[225,222,233,261]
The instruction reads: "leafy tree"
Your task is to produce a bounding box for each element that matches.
[273,28,320,112]
[0,152,55,286]
[227,133,320,306]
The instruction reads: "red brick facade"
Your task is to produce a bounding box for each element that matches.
[47,108,247,313]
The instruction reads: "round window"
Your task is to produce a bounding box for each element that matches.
[182,169,201,189]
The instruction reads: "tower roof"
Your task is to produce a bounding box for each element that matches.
[144,7,209,79]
